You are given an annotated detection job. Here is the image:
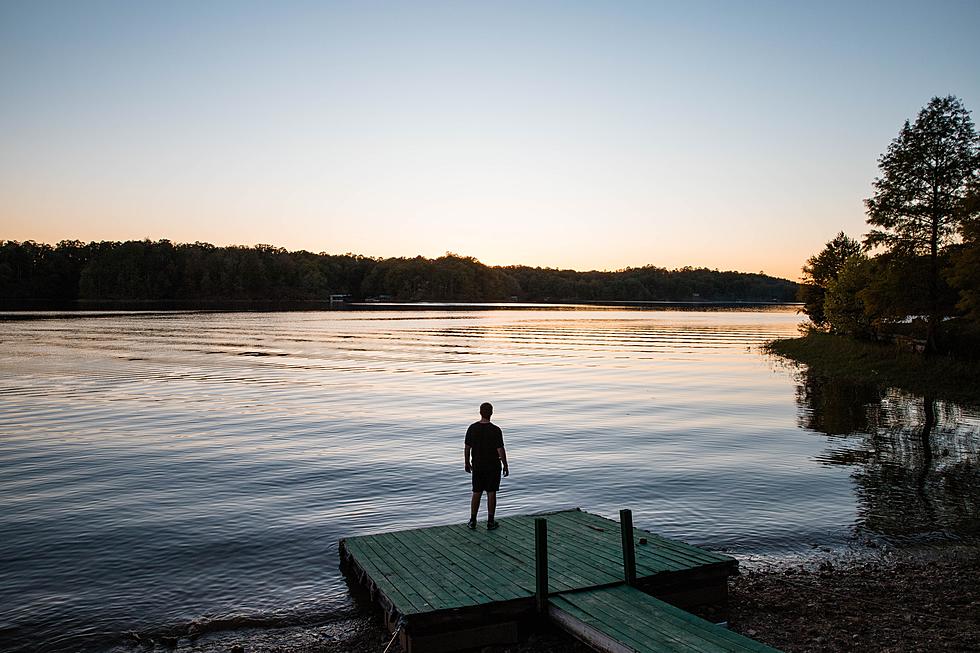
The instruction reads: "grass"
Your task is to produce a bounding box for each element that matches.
[765,331,980,406]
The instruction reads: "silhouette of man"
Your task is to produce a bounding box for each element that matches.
[464,402,509,530]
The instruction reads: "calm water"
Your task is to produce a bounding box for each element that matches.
[1,308,978,651]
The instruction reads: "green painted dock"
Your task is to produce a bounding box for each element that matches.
[339,508,774,652]
[550,585,780,653]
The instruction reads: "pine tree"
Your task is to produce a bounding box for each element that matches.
[864,96,980,353]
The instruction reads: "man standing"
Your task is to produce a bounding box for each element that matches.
[464,402,509,530]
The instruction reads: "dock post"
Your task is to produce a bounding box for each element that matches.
[620,509,637,585]
[534,517,548,613]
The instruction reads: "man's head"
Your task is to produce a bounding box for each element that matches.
[479,402,493,419]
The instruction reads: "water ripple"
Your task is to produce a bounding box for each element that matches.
[2,308,978,652]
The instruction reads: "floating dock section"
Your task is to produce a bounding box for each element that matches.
[339,508,778,652]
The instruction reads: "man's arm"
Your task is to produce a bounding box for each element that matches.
[497,447,509,477]
[464,444,472,473]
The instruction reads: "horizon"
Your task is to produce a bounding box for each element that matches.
[3,1,980,281]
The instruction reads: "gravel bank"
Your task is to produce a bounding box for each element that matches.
[728,548,980,652]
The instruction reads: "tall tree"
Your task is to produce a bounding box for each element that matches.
[864,95,980,353]
[799,232,863,328]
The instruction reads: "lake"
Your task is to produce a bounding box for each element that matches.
[1,307,978,652]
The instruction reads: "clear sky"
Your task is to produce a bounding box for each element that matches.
[2,1,979,280]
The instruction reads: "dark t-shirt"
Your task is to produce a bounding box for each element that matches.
[465,421,504,469]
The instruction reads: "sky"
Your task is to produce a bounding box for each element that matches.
[2,1,979,280]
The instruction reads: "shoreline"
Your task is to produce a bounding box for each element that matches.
[765,332,980,407]
[728,546,980,652]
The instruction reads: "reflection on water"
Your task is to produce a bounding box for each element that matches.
[799,372,980,543]
[0,308,978,651]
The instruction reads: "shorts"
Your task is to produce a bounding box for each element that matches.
[471,466,502,493]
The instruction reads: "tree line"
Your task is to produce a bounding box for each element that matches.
[800,96,980,355]
[0,239,797,304]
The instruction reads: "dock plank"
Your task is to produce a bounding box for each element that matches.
[357,534,442,613]
[469,518,595,592]
[552,585,781,653]
[542,510,729,589]
[550,595,706,653]
[543,523,628,576]
[404,525,525,603]
[543,510,717,576]
[487,516,622,591]
[557,589,727,653]
[350,536,433,614]
[557,510,729,564]
[558,511,732,571]
[385,529,489,608]
[548,511,694,573]
[542,513,683,574]
[342,538,427,614]
[419,524,533,599]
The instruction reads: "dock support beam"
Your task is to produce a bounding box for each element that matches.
[535,517,549,613]
[620,509,636,586]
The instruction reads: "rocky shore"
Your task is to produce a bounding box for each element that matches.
[727,547,980,652]
[177,548,979,653]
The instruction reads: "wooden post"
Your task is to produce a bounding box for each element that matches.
[620,508,636,586]
[534,517,549,613]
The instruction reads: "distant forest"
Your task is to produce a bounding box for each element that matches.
[0,239,797,304]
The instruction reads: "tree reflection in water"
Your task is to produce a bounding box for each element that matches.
[797,371,980,544]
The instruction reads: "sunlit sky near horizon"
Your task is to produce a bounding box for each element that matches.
[2,1,979,280]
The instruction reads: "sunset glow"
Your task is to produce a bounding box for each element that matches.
[2,1,979,280]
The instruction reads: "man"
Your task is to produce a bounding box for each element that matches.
[464,402,509,530]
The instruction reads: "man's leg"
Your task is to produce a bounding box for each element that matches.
[470,491,482,521]
[487,491,496,523]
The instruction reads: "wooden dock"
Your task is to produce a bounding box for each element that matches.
[339,508,778,652]
[551,585,779,653]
